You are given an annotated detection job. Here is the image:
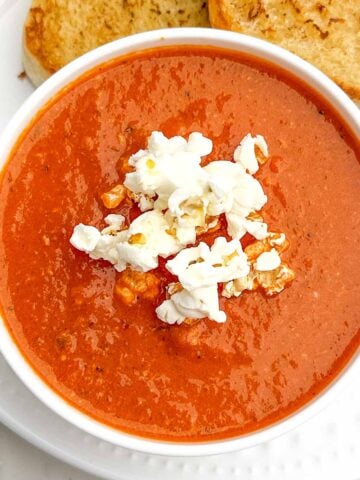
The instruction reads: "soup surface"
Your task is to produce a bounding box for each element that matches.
[0,46,359,441]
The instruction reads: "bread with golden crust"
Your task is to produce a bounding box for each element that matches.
[23,0,210,86]
[209,0,360,103]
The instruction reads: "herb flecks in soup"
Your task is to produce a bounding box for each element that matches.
[70,131,294,325]
[0,46,359,442]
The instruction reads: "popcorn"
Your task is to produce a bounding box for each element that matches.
[233,133,269,174]
[254,249,281,271]
[70,131,293,324]
[156,285,226,325]
[165,238,249,291]
[70,224,101,252]
[156,237,249,325]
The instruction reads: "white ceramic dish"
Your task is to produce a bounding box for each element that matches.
[0,27,359,457]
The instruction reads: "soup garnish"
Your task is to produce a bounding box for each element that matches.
[70,131,295,325]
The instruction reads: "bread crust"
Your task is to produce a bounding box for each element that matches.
[22,33,51,88]
[209,1,234,32]
[209,0,360,103]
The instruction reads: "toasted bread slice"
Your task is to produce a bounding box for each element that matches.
[23,0,210,86]
[209,0,360,103]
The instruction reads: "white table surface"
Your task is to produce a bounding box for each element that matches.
[0,423,101,480]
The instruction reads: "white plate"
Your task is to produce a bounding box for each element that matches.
[0,1,359,479]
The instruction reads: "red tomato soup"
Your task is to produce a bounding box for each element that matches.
[0,46,359,441]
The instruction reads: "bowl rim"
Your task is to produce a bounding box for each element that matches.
[0,27,359,457]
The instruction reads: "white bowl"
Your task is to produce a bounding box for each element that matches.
[0,28,359,457]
